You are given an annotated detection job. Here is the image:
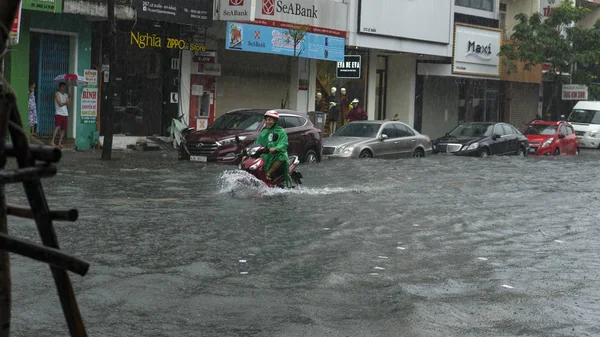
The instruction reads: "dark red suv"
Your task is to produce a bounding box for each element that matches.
[180,109,323,164]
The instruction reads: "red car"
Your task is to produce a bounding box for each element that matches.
[523,120,580,156]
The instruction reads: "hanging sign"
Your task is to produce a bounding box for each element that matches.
[9,1,22,45]
[133,0,213,26]
[83,69,98,86]
[80,88,98,124]
[336,55,361,79]
[23,0,62,13]
[562,84,588,100]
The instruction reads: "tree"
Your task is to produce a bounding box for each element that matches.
[281,25,309,109]
[499,0,600,118]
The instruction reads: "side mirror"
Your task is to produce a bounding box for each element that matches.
[379,134,389,141]
[558,133,566,139]
[235,135,241,143]
[493,134,502,140]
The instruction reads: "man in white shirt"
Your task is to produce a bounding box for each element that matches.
[51,82,70,148]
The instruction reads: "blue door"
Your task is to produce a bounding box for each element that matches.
[36,33,70,136]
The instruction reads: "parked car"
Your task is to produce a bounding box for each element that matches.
[322,121,432,159]
[181,109,322,164]
[567,101,600,148]
[523,120,580,155]
[432,122,529,157]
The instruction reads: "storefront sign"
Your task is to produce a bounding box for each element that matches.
[225,21,344,62]
[219,0,256,21]
[452,24,501,77]
[562,84,588,100]
[193,51,217,63]
[80,88,98,124]
[194,63,222,76]
[130,31,207,51]
[84,69,98,86]
[219,0,347,37]
[359,0,451,44]
[134,0,212,25]
[336,55,361,79]
[9,1,21,45]
[23,0,62,13]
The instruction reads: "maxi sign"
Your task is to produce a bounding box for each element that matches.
[225,21,344,62]
[218,0,347,37]
[452,24,502,77]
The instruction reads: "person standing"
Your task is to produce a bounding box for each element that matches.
[28,82,38,136]
[51,82,70,148]
[347,98,367,122]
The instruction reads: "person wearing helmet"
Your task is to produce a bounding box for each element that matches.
[255,110,290,184]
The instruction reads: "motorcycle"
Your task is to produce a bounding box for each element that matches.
[168,113,195,152]
[238,144,304,189]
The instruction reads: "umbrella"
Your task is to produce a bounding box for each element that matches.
[54,74,88,86]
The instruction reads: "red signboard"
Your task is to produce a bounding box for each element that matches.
[9,1,22,45]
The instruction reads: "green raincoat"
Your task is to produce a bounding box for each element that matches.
[256,124,290,186]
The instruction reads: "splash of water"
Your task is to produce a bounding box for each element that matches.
[218,170,388,197]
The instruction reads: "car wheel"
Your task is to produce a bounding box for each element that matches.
[412,148,425,158]
[479,148,490,157]
[359,150,373,158]
[517,146,527,157]
[554,148,560,156]
[303,149,319,163]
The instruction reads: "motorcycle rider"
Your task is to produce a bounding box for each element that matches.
[255,110,290,184]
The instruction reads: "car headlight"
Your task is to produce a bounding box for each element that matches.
[342,146,355,155]
[217,136,247,146]
[542,138,554,148]
[466,143,479,151]
[590,130,599,137]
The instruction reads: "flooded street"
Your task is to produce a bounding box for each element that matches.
[6,149,600,337]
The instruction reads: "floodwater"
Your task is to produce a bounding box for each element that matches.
[5,149,600,337]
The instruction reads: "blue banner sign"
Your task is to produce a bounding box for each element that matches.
[225,21,344,62]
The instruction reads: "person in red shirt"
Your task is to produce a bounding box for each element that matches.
[347,98,367,122]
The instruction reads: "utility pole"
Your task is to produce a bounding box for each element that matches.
[101,0,116,160]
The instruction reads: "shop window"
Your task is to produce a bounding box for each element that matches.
[455,0,494,12]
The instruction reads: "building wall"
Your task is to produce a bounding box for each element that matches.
[505,0,540,35]
[579,5,600,28]
[508,82,540,129]
[421,76,460,140]
[385,54,416,125]
[8,10,92,148]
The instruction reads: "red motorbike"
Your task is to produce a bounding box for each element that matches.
[238,146,303,188]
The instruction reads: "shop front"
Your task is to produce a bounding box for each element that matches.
[182,0,349,130]
[5,1,93,148]
[417,24,503,139]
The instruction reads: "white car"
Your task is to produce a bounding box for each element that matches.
[567,101,600,148]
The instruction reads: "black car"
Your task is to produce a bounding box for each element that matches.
[432,122,529,157]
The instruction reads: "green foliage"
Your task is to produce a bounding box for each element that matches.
[500,0,600,78]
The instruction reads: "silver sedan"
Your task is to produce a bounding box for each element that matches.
[322,121,433,159]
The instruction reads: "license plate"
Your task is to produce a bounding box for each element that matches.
[190,156,207,162]
[529,148,537,152]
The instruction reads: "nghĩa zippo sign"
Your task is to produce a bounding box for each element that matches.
[134,0,213,26]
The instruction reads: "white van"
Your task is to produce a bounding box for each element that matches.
[567,101,600,148]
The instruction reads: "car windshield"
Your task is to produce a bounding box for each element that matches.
[448,124,494,137]
[332,123,381,138]
[208,113,264,131]
[523,124,558,135]
[568,109,600,124]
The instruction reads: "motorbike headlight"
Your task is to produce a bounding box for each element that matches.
[247,147,258,156]
[542,138,554,148]
[249,162,260,170]
[466,143,479,151]
[217,136,247,146]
